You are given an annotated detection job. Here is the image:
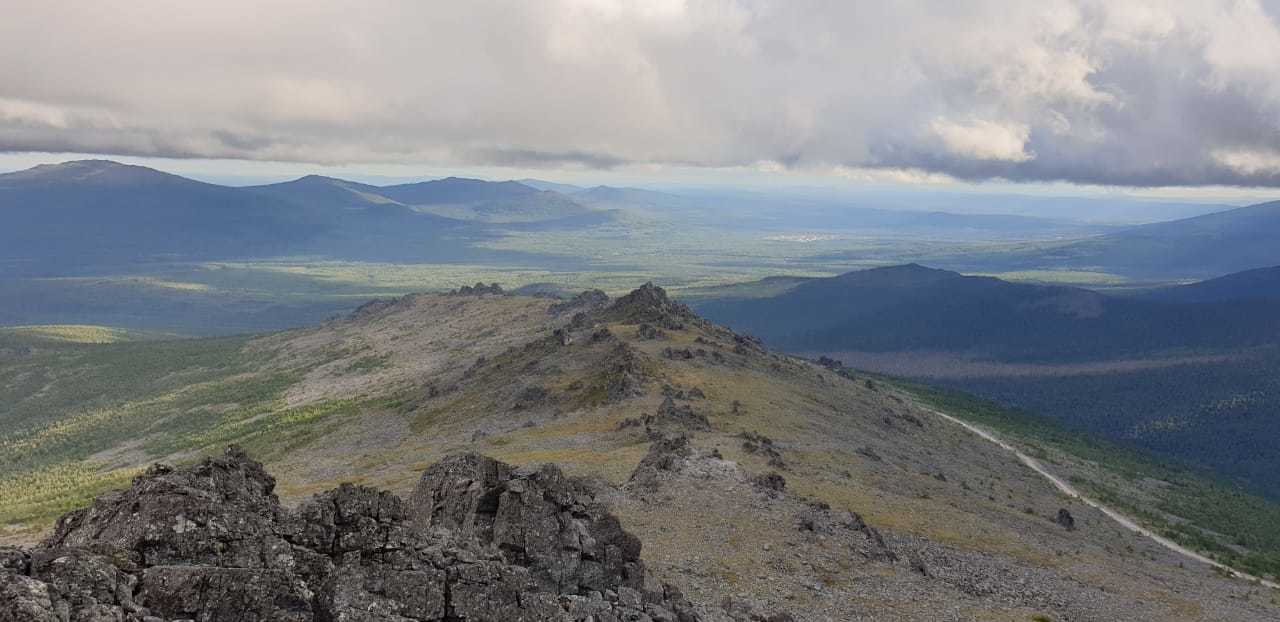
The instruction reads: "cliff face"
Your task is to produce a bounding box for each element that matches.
[0,446,714,622]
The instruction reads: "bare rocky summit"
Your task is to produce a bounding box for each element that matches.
[601,282,695,329]
[0,447,716,622]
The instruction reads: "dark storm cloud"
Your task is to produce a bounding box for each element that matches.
[2,1,1280,186]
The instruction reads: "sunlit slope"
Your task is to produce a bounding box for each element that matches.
[0,286,1276,620]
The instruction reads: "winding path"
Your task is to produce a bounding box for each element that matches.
[919,405,1280,590]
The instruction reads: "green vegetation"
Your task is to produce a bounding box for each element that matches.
[0,462,142,528]
[893,379,1280,581]
[0,324,160,344]
[973,270,1129,287]
[346,354,392,374]
[0,331,382,531]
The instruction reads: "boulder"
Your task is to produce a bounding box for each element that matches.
[1056,508,1076,531]
[409,453,645,595]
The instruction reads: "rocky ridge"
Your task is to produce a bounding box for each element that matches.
[0,447,716,622]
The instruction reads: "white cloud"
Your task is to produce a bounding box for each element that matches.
[0,1,1279,186]
[931,119,1035,162]
[1214,148,1280,175]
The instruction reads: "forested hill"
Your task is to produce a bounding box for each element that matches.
[691,264,1280,361]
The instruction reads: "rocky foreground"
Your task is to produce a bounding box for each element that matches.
[0,446,725,622]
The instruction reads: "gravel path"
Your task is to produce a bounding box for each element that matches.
[920,405,1280,590]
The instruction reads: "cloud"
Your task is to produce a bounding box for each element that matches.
[1214,148,1280,175]
[931,119,1034,163]
[1,1,1280,187]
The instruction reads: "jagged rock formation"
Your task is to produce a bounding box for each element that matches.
[548,289,609,316]
[453,282,505,296]
[645,396,711,433]
[796,501,897,562]
[627,435,695,493]
[0,447,715,622]
[600,343,648,403]
[601,282,694,329]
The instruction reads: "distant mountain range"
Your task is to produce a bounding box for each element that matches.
[690,264,1280,360]
[0,161,608,275]
[7,160,1279,282]
[969,199,1280,278]
[1138,265,1280,304]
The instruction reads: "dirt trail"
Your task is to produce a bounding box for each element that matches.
[920,405,1280,590]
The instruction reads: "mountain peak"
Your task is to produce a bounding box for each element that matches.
[603,282,696,327]
[833,263,960,285]
[1,159,181,186]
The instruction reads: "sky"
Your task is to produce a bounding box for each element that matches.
[3,0,1280,193]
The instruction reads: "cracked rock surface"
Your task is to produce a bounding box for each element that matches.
[1,446,719,622]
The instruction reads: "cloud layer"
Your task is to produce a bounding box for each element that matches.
[3,0,1280,186]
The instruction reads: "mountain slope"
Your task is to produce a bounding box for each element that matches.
[1142,265,1280,304]
[690,265,1280,502]
[380,177,601,223]
[1,285,1277,620]
[516,178,587,194]
[691,264,1280,360]
[0,161,605,276]
[247,174,408,211]
[994,199,1280,277]
[0,161,326,273]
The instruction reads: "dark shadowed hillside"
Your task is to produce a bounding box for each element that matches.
[0,161,326,274]
[976,199,1280,278]
[0,162,612,278]
[691,264,1280,360]
[689,265,1280,500]
[1140,265,1280,304]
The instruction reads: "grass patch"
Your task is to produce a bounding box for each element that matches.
[346,354,392,374]
[0,462,143,529]
[0,324,153,344]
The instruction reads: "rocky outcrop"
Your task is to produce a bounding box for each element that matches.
[1,447,716,622]
[627,435,695,493]
[636,323,665,340]
[752,472,787,494]
[601,283,695,329]
[408,453,645,596]
[796,501,897,562]
[645,396,711,433]
[599,343,648,403]
[453,282,505,296]
[548,289,609,316]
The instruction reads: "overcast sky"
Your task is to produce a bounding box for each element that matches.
[3,0,1280,189]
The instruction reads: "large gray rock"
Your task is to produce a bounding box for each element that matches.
[43,446,290,569]
[2,446,717,622]
[410,453,644,594]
